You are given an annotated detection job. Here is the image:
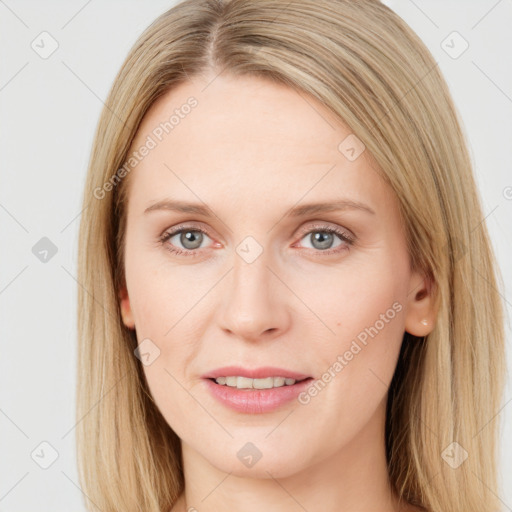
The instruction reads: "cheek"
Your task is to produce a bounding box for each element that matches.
[125,244,204,339]
[336,270,406,355]
[292,249,408,347]
[295,250,409,422]
[124,250,209,422]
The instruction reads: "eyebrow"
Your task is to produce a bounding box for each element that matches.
[144,198,376,217]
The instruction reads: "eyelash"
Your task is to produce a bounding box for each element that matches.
[159,223,355,258]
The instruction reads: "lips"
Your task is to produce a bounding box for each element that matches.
[201,366,311,381]
[204,377,313,413]
[201,366,314,414]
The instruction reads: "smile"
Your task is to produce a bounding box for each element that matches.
[204,376,314,414]
[213,376,306,389]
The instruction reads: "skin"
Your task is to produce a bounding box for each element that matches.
[119,72,436,512]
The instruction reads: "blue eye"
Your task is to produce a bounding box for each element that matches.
[299,228,352,251]
[159,223,355,257]
[295,224,354,256]
[160,227,211,256]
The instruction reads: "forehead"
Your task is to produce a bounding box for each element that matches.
[133,73,346,153]
[125,74,390,213]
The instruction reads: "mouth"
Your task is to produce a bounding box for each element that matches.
[207,375,312,390]
[202,371,314,414]
[202,365,312,382]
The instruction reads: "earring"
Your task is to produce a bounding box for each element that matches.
[420,319,428,326]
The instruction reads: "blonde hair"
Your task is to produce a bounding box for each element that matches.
[76,1,507,510]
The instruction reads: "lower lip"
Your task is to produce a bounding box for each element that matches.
[203,378,314,414]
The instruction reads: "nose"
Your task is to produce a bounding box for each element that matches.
[217,249,291,343]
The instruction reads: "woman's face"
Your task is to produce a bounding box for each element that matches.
[119,73,433,478]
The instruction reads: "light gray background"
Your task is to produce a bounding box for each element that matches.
[1,1,511,510]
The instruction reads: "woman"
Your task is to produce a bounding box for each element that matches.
[76,1,506,511]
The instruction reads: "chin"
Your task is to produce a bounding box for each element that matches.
[201,439,314,480]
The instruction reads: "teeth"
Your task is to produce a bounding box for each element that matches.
[225,376,237,386]
[237,376,254,389]
[253,377,274,389]
[273,377,285,387]
[214,376,299,389]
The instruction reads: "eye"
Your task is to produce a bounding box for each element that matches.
[160,225,213,256]
[295,223,355,256]
[159,222,355,257]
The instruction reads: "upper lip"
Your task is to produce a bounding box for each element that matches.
[202,366,311,381]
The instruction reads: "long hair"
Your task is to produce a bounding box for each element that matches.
[76,1,506,510]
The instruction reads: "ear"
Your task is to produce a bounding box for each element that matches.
[404,270,437,337]
[119,284,135,329]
